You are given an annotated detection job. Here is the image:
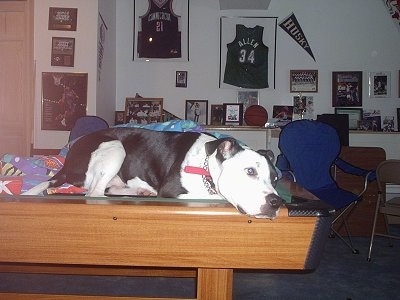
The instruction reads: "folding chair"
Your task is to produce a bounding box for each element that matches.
[68,116,109,142]
[276,120,375,253]
[367,159,400,261]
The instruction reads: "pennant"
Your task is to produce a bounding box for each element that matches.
[279,13,315,61]
[382,0,400,31]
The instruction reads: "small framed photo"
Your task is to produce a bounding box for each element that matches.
[210,104,224,125]
[115,111,125,125]
[369,71,391,98]
[290,70,318,93]
[124,97,163,124]
[335,107,363,130]
[176,71,187,88]
[237,91,258,110]
[332,71,363,107]
[51,37,75,67]
[48,7,78,31]
[185,100,208,125]
[223,103,243,126]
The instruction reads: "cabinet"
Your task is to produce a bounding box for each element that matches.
[334,146,386,236]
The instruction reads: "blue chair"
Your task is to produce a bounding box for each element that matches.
[276,119,375,253]
[68,116,109,142]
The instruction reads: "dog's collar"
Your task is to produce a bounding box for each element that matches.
[183,156,218,195]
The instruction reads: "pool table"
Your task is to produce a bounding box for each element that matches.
[0,178,333,299]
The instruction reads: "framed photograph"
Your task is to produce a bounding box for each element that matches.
[219,16,277,89]
[176,71,187,88]
[290,70,318,92]
[185,100,208,125]
[48,7,78,31]
[369,71,391,98]
[332,71,363,107]
[272,105,293,127]
[41,72,88,131]
[133,0,189,61]
[124,98,163,124]
[115,111,125,125]
[51,37,75,67]
[334,107,363,130]
[223,103,244,126]
[210,104,224,126]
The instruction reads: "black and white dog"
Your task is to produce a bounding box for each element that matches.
[24,128,283,219]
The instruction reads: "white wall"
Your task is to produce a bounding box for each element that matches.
[33,0,400,155]
[34,0,98,148]
[115,0,400,123]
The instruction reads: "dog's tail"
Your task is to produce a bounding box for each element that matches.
[21,171,68,195]
[21,180,54,195]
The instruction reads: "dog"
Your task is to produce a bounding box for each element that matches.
[23,127,283,219]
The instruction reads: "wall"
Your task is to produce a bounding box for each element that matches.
[33,0,99,148]
[115,0,400,120]
[33,0,400,155]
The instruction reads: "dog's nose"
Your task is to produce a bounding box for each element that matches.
[268,194,283,209]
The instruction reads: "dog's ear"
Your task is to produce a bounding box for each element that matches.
[256,149,275,163]
[205,138,242,162]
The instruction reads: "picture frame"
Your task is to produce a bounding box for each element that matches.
[332,71,363,107]
[290,70,318,93]
[51,37,75,67]
[133,0,189,61]
[124,97,163,124]
[219,16,277,89]
[185,100,208,125]
[41,72,88,131]
[223,103,244,126]
[237,90,259,109]
[176,71,187,88]
[210,104,224,126]
[114,111,125,125]
[48,7,78,31]
[369,71,391,98]
[334,107,363,130]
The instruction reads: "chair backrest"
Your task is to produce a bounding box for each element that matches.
[68,116,109,142]
[376,159,400,192]
[277,120,341,191]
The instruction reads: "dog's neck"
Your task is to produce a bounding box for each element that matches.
[183,155,218,195]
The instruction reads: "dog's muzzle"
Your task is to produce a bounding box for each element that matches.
[238,193,283,219]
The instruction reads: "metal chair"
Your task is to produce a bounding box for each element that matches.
[276,120,375,253]
[367,159,400,261]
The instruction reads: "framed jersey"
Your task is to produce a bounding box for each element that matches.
[133,0,189,61]
[219,16,277,90]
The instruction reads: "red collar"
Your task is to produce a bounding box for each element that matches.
[183,166,210,176]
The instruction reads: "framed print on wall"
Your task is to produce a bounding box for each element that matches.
[176,71,187,87]
[185,100,208,125]
[369,71,391,98]
[51,37,75,67]
[41,72,87,131]
[223,103,243,126]
[290,70,318,93]
[332,71,363,107]
[124,97,163,124]
[48,7,78,31]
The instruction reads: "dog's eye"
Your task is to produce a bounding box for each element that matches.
[245,167,258,176]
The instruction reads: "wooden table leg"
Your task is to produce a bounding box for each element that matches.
[197,268,233,300]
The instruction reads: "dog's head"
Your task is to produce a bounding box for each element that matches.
[205,138,283,219]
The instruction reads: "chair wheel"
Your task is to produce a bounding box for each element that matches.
[352,249,359,254]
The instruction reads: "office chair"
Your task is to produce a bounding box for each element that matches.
[367,159,400,261]
[276,120,375,253]
[68,116,109,142]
